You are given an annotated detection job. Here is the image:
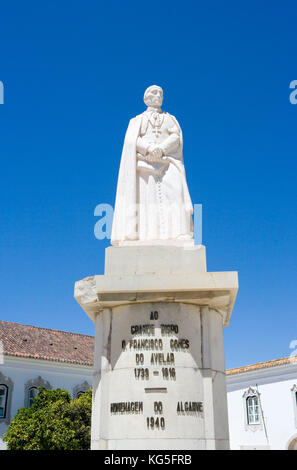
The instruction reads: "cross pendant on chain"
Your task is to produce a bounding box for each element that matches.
[152,126,162,137]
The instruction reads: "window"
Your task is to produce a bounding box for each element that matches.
[28,387,39,407]
[246,395,260,425]
[73,381,91,399]
[24,376,51,408]
[0,373,13,424]
[242,387,263,431]
[0,385,8,418]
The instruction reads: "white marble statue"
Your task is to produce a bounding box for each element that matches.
[111,85,194,246]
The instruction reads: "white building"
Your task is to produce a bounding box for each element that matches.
[0,321,93,450]
[227,357,297,450]
[0,320,296,450]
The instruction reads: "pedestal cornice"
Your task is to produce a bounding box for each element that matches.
[74,270,238,327]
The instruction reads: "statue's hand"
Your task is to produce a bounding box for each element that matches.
[147,145,163,162]
[152,147,163,160]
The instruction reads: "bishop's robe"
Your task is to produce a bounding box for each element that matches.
[111,109,193,245]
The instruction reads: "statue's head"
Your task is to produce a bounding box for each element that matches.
[144,85,163,108]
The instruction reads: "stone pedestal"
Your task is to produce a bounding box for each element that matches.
[74,245,238,450]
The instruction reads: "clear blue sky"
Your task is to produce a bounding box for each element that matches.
[0,1,296,369]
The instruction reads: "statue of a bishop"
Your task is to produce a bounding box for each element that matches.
[111,85,194,246]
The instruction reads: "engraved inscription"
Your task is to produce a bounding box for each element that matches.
[150,311,158,320]
[113,309,203,434]
[177,402,203,413]
[146,417,165,430]
[161,367,176,380]
[161,324,178,335]
[151,352,175,365]
[170,339,190,350]
[110,402,143,414]
[128,338,163,350]
[134,368,149,380]
[131,324,155,335]
[154,401,163,413]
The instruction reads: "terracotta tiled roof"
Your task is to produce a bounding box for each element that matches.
[226,356,297,376]
[0,321,94,366]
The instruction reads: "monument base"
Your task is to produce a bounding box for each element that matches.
[93,438,229,451]
[74,245,238,450]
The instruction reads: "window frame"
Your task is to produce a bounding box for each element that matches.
[0,384,8,418]
[24,376,51,408]
[246,394,260,425]
[242,387,263,432]
[73,381,91,399]
[0,372,14,424]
